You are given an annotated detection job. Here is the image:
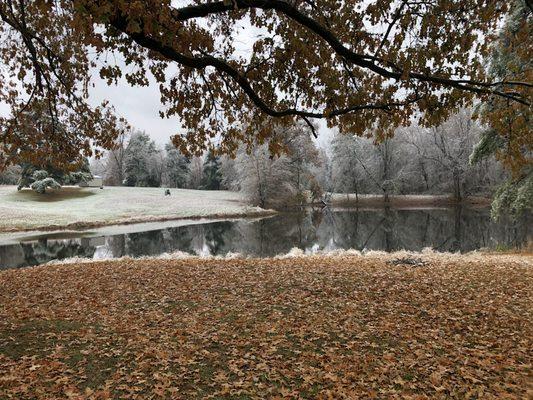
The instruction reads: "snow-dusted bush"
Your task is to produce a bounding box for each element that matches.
[17,160,92,193]
[29,171,61,193]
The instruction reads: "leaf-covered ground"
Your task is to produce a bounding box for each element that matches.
[0,253,531,399]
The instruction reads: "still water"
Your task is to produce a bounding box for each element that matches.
[0,207,529,269]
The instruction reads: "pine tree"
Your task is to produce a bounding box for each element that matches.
[124,131,159,187]
[165,143,190,188]
[201,150,222,190]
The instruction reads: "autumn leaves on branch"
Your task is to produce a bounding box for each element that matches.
[0,0,530,170]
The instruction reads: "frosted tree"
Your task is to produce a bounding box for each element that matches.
[332,132,409,202]
[150,147,166,188]
[188,156,204,190]
[123,131,160,187]
[407,110,502,201]
[164,142,190,188]
[310,148,332,196]
[470,0,532,219]
[235,144,294,207]
[234,123,321,207]
[331,133,367,202]
[103,127,129,186]
[220,155,239,191]
[201,150,222,190]
[283,122,321,201]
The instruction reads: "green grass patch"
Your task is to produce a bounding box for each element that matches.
[0,319,83,359]
[8,187,96,203]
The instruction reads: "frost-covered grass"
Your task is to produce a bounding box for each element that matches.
[0,185,273,232]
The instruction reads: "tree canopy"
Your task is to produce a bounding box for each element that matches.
[0,0,531,169]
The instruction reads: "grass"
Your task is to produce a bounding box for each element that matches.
[0,319,83,359]
[0,252,531,399]
[0,185,273,232]
[7,187,97,202]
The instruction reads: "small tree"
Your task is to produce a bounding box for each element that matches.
[309,178,324,203]
[29,170,61,194]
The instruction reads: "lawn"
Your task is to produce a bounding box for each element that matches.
[0,186,272,232]
[0,253,531,399]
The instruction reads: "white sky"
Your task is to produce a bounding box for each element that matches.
[88,73,182,147]
[87,60,334,150]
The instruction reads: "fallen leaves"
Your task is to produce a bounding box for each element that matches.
[0,253,531,399]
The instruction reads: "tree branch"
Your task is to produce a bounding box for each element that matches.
[110,15,419,120]
[168,0,530,105]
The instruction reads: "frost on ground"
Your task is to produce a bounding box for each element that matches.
[328,193,490,207]
[0,185,274,232]
[43,247,532,271]
[0,253,531,398]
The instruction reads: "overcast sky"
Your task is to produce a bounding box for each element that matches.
[87,70,334,151]
[86,14,335,151]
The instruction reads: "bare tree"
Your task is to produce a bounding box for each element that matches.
[405,109,497,201]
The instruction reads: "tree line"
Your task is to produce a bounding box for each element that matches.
[0,106,523,218]
[90,129,222,191]
[91,109,505,207]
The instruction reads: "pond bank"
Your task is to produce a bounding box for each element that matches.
[326,194,491,208]
[1,252,530,398]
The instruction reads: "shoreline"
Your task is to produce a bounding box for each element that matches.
[8,247,532,272]
[0,209,278,234]
[0,186,492,234]
[325,194,492,208]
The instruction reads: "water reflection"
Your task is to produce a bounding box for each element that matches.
[0,207,529,269]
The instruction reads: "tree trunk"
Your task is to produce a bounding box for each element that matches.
[453,170,462,202]
[382,142,390,204]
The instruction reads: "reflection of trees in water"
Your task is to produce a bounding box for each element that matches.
[105,235,126,258]
[126,230,166,257]
[1,208,529,269]
[319,207,529,252]
[117,222,238,257]
[14,239,95,267]
[166,226,194,254]
[204,222,234,255]
[229,214,318,257]
[166,209,530,256]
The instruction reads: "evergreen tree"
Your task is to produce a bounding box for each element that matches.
[124,131,159,187]
[201,150,222,190]
[165,143,190,188]
[471,0,532,219]
[17,159,92,193]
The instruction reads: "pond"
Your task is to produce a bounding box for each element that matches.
[0,207,529,269]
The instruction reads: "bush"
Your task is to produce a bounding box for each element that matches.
[29,171,61,194]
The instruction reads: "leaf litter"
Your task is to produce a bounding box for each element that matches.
[0,252,531,399]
